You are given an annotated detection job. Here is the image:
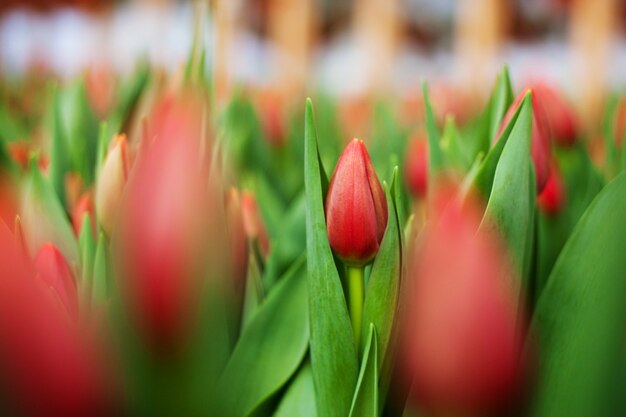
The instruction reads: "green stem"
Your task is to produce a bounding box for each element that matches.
[347,265,364,350]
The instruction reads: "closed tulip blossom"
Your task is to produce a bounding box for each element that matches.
[0,224,110,417]
[95,134,130,235]
[325,138,388,266]
[404,134,429,199]
[532,83,579,147]
[116,92,211,353]
[497,89,551,193]
[325,138,388,345]
[404,190,523,414]
[538,164,565,216]
[72,192,96,236]
[34,243,79,320]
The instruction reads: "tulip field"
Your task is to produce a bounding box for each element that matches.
[0,52,625,417]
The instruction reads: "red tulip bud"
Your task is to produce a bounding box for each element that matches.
[0,223,109,417]
[241,190,270,257]
[72,192,96,236]
[405,189,522,414]
[325,138,388,266]
[532,83,579,147]
[537,164,565,216]
[96,134,130,235]
[34,243,79,320]
[404,134,428,199]
[226,188,249,292]
[116,92,210,352]
[614,97,626,148]
[497,89,551,193]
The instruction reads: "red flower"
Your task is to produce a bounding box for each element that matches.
[116,92,211,352]
[34,243,79,320]
[497,89,552,193]
[325,138,388,266]
[537,164,565,216]
[404,134,428,199]
[0,224,110,417]
[532,83,579,147]
[72,192,96,236]
[404,190,523,414]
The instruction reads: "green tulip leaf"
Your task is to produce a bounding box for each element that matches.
[348,324,379,417]
[530,171,626,417]
[92,231,109,304]
[273,364,318,417]
[241,249,264,331]
[422,81,444,178]
[304,98,358,417]
[217,257,309,417]
[21,162,79,265]
[481,93,534,297]
[361,167,402,407]
[488,65,514,142]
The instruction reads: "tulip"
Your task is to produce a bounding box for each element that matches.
[325,138,388,266]
[226,188,249,294]
[404,190,522,414]
[614,97,626,148]
[537,165,565,216]
[497,89,551,193]
[72,192,96,236]
[95,134,129,236]
[325,138,388,346]
[258,90,287,147]
[404,134,428,199]
[241,190,270,257]
[34,243,79,320]
[116,92,210,352]
[0,223,109,417]
[532,83,579,147]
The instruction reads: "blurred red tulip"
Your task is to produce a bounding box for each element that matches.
[497,89,552,193]
[116,91,211,352]
[85,64,116,119]
[325,138,388,266]
[241,190,270,258]
[404,134,428,199]
[34,243,79,320]
[614,97,626,148]
[258,90,287,147]
[0,223,109,417]
[532,83,579,147]
[72,192,96,236]
[404,190,523,414]
[226,188,249,293]
[96,134,130,235]
[537,164,565,216]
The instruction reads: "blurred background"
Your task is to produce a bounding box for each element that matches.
[0,0,624,126]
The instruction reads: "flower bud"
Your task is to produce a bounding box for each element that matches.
[95,134,129,236]
[537,164,565,216]
[404,190,522,414]
[226,188,249,292]
[325,138,388,266]
[497,89,551,193]
[404,134,428,199]
[614,97,626,148]
[116,92,211,352]
[72,192,96,236]
[532,83,579,147]
[34,243,79,320]
[0,224,109,417]
[241,190,270,257]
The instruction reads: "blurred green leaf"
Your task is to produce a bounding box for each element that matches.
[422,82,444,179]
[49,86,69,208]
[530,171,626,417]
[349,324,378,417]
[481,93,533,298]
[361,168,402,407]
[488,65,514,142]
[21,162,79,265]
[217,257,308,417]
[241,249,264,331]
[304,98,358,417]
[273,364,317,417]
[92,231,108,304]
